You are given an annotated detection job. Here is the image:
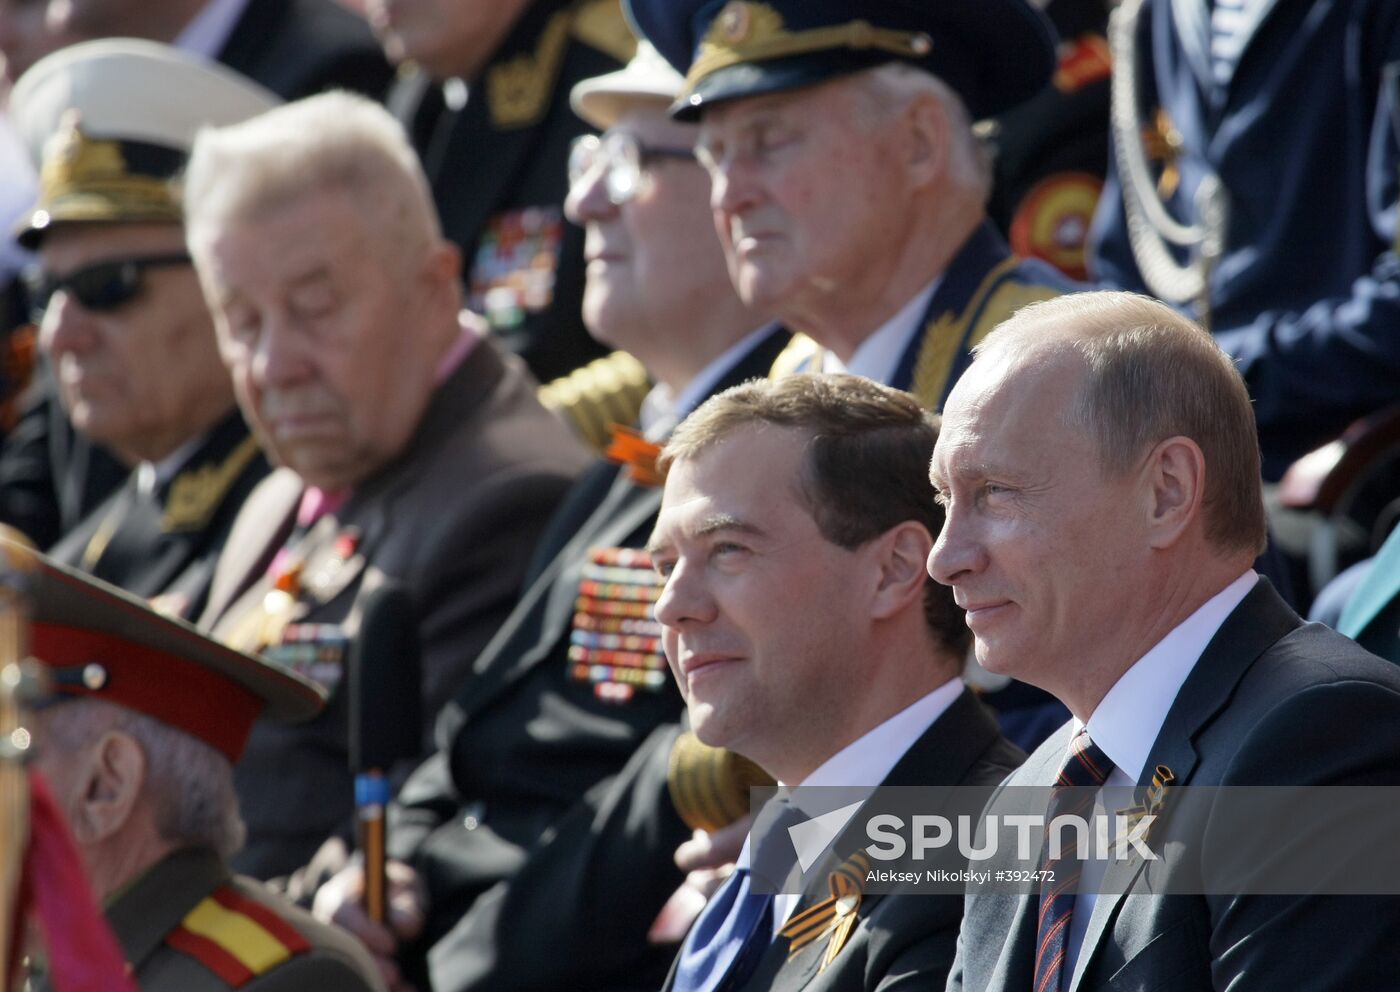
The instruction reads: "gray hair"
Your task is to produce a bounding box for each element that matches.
[977,291,1268,557]
[41,699,246,859]
[855,63,993,205]
[183,89,441,271]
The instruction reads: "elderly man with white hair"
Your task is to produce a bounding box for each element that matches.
[184,90,590,881]
[306,41,790,992]
[626,0,1080,751]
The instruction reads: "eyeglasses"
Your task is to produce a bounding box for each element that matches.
[568,132,697,205]
[24,252,192,324]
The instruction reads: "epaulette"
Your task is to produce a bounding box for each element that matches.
[768,333,824,379]
[570,0,638,63]
[538,350,651,453]
[165,885,311,988]
[910,261,1063,409]
[667,731,774,832]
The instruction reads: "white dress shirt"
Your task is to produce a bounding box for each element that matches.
[822,277,940,385]
[1064,569,1258,974]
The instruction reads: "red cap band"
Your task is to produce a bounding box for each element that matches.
[31,622,262,762]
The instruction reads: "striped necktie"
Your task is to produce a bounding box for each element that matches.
[1033,730,1114,992]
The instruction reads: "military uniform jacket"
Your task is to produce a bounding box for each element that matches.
[216,0,394,101]
[949,580,1400,992]
[383,328,790,992]
[104,847,383,992]
[47,410,268,621]
[392,0,632,382]
[651,690,1023,992]
[771,222,1077,412]
[200,338,590,879]
[1090,0,1400,477]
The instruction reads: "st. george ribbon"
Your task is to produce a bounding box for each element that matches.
[347,581,422,922]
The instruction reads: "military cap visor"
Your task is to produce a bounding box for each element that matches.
[625,0,1058,122]
[2,537,324,763]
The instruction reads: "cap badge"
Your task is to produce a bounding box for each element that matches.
[718,1,754,44]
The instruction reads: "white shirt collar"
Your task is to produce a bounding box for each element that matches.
[174,0,253,59]
[1082,570,1258,782]
[639,322,778,440]
[739,677,965,934]
[737,677,965,869]
[821,277,940,384]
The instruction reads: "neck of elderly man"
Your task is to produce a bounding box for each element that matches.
[780,190,981,365]
[699,68,986,364]
[32,702,202,902]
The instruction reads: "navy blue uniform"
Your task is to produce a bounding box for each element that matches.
[1091,0,1400,479]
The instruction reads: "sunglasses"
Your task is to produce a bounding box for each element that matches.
[568,132,697,205]
[24,252,192,324]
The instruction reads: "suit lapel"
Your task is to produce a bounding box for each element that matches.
[202,469,302,627]
[737,691,1004,992]
[1068,580,1301,987]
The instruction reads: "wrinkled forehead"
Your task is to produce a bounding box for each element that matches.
[934,347,1089,469]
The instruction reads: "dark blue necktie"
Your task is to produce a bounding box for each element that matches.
[671,865,774,992]
[673,801,802,992]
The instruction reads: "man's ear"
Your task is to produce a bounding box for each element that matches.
[420,240,464,311]
[904,92,950,190]
[1143,435,1206,550]
[870,520,935,621]
[67,731,146,846]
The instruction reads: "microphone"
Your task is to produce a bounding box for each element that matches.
[348,581,421,924]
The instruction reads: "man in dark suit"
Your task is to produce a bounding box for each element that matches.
[0,0,393,552]
[182,90,590,881]
[928,291,1400,991]
[307,43,788,992]
[637,374,1023,992]
[7,40,278,620]
[367,0,633,382]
